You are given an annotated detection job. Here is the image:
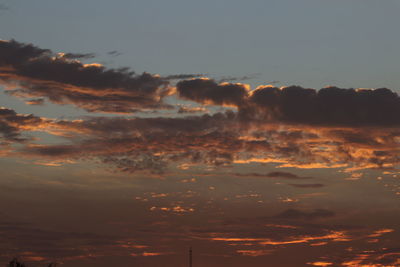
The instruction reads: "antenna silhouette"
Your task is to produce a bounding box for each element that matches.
[189,247,192,267]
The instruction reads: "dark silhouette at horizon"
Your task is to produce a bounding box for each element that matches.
[8,258,56,267]
[189,247,192,267]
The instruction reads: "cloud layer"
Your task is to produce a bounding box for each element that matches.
[0,39,399,173]
[0,107,397,174]
[0,40,172,113]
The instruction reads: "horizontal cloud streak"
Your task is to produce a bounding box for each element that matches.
[1,108,396,173]
[0,40,172,113]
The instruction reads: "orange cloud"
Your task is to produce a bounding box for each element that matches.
[308,262,333,266]
[236,249,272,257]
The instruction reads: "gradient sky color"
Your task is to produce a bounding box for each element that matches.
[0,1,400,267]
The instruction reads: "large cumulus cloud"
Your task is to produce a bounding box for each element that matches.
[177,79,400,126]
[245,85,400,126]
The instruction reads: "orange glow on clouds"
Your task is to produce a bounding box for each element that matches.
[210,231,351,246]
[236,250,272,257]
[308,262,333,266]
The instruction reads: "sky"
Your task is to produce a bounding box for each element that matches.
[0,1,400,266]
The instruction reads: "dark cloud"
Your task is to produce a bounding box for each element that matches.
[0,40,172,113]
[244,86,400,126]
[107,50,122,57]
[176,78,400,126]
[0,40,50,65]
[0,107,43,142]
[61,52,96,59]
[177,78,249,107]
[2,39,400,124]
[3,39,400,124]
[276,209,335,220]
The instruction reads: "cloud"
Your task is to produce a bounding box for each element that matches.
[0,106,396,173]
[189,213,369,254]
[59,52,96,60]
[319,247,400,266]
[1,38,400,267]
[0,40,172,113]
[0,107,44,142]
[103,154,168,174]
[25,98,45,105]
[0,37,399,173]
[177,105,208,114]
[107,50,122,57]
[244,85,400,126]
[176,78,400,126]
[16,111,242,172]
[2,39,400,122]
[307,261,333,266]
[236,249,272,257]
[177,78,249,107]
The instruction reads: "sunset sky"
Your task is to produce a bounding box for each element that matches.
[1,1,400,266]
